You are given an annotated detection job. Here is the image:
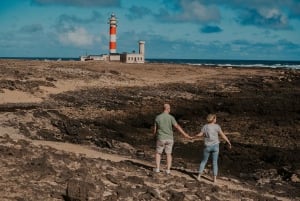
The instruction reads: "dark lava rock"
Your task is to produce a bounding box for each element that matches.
[94,138,113,149]
[37,129,61,141]
[65,179,105,201]
[116,184,133,198]
[184,181,198,189]
[126,175,144,185]
[144,187,160,199]
[168,190,185,201]
[106,174,119,185]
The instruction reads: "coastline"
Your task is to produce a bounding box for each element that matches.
[1,57,300,69]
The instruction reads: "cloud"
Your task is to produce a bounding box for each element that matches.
[211,0,300,28]
[20,24,44,33]
[179,1,220,23]
[289,2,300,18]
[137,29,300,60]
[58,11,102,24]
[155,0,221,24]
[58,27,95,47]
[229,1,300,20]
[54,11,102,32]
[159,0,300,28]
[228,38,300,59]
[53,12,103,48]
[200,25,222,33]
[126,6,152,20]
[232,39,251,46]
[31,0,120,7]
[0,32,16,49]
[277,39,299,50]
[237,8,290,29]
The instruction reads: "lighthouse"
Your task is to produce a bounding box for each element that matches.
[108,13,117,54]
[80,13,145,63]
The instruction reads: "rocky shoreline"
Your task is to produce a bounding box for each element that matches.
[0,59,299,200]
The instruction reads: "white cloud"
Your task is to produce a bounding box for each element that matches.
[32,0,121,7]
[179,0,220,23]
[58,27,95,47]
[158,0,220,23]
[260,8,288,25]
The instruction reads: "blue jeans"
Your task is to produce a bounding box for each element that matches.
[199,143,219,176]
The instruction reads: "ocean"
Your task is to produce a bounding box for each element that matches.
[1,57,300,69]
[147,59,300,69]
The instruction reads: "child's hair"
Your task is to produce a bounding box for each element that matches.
[206,114,216,123]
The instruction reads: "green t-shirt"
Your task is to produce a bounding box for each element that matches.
[155,112,177,140]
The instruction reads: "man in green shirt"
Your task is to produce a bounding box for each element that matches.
[153,103,191,174]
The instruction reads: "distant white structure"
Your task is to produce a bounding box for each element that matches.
[80,54,108,61]
[80,13,145,63]
[120,41,145,63]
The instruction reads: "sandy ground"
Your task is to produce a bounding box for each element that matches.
[0,59,299,201]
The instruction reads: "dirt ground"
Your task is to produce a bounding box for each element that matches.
[0,59,299,201]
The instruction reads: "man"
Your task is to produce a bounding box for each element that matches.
[153,103,191,174]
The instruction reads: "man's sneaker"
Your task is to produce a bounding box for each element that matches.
[166,169,171,175]
[153,168,160,173]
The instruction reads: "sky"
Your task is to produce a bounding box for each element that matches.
[0,0,300,60]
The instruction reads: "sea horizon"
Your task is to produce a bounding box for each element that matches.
[1,57,300,69]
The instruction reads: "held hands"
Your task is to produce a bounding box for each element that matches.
[183,131,204,141]
[184,133,193,140]
[189,132,203,140]
[184,134,202,141]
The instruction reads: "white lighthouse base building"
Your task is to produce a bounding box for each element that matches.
[120,53,144,63]
[80,41,145,63]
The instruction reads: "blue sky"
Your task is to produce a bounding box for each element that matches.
[0,0,300,60]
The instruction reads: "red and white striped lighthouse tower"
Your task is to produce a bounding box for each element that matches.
[108,13,117,54]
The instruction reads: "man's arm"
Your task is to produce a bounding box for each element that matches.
[174,124,191,139]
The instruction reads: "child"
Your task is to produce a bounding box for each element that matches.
[194,114,231,182]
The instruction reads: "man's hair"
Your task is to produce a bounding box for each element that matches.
[164,103,170,111]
